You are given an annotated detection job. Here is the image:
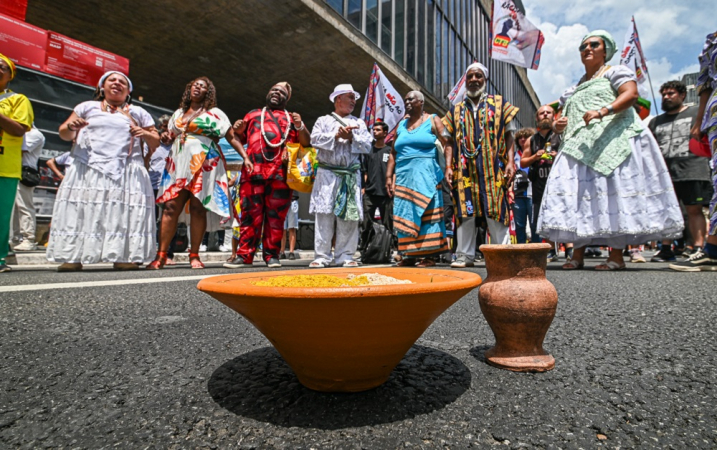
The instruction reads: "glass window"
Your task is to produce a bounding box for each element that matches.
[381,0,392,55]
[417,0,425,84]
[450,30,456,87]
[366,0,379,43]
[427,0,435,94]
[443,18,449,93]
[435,7,441,95]
[326,0,344,15]
[348,0,362,30]
[395,0,405,66]
[406,0,416,75]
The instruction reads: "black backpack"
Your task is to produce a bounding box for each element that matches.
[361,222,393,264]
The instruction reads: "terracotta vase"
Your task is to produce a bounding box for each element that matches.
[198,268,481,392]
[478,243,558,372]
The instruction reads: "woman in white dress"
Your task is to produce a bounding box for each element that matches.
[538,30,683,270]
[47,71,160,271]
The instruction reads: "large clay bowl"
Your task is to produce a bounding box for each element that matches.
[198,268,481,392]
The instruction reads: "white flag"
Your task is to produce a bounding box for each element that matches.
[619,17,651,99]
[490,0,544,70]
[360,63,405,141]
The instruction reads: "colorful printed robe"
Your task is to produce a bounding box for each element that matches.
[443,95,518,225]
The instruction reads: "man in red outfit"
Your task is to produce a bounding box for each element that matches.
[224,82,311,268]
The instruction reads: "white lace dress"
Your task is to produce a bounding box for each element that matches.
[46,101,156,264]
[537,66,684,248]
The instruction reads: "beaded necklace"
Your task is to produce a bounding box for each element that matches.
[260,107,291,162]
[460,95,487,159]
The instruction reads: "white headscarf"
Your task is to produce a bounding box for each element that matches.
[466,62,489,80]
[448,62,489,105]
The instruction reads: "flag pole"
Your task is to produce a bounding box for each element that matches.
[632,16,659,114]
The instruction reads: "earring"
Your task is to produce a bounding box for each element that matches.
[100,88,105,96]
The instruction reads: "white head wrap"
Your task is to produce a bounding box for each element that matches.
[465,62,489,79]
[98,71,133,93]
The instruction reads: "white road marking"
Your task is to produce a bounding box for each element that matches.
[0,275,214,293]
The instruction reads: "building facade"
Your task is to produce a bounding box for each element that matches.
[325,0,539,126]
[681,72,698,107]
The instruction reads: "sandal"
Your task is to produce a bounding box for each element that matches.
[57,262,83,272]
[416,258,436,268]
[309,260,326,268]
[594,260,626,271]
[188,252,205,269]
[114,262,140,271]
[147,252,168,270]
[562,259,584,270]
[397,257,417,267]
[342,260,360,267]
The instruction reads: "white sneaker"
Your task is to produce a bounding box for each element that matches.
[218,245,231,252]
[14,240,37,251]
[198,244,207,252]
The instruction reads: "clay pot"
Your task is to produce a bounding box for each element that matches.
[198,268,481,392]
[478,243,558,372]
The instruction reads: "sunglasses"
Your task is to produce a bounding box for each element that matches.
[579,41,601,52]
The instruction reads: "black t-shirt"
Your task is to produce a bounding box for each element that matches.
[648,106,710,181]
[529,131,562,201]
[361,144,391,197]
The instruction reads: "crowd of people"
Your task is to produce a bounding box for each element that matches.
[1,27,716,274]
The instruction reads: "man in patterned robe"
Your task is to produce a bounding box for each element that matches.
[443,63,519,268]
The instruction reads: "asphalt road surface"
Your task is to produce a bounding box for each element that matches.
[1,257,715,448]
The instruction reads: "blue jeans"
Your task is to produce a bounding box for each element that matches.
[512,196,533,244]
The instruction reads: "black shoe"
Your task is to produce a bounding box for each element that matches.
[651,249,676,262]
[0,262,11,273]
[681,246,701,258]
[267,257,282,268]
[279,252,287,260]
[546,251,559,262]
[223,257,249,269]
[669,249,717,271]
[288,252,296,260]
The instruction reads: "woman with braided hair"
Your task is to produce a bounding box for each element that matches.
[150,77,251,269]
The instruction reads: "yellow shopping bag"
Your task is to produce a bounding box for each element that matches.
[286,142,317,193]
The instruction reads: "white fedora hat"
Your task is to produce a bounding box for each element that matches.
[329,84,361,103]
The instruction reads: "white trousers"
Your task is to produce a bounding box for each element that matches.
[12,184,36,242]
[314,213,359,265]
[456,216,510,262]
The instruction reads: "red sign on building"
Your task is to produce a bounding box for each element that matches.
[0,13,47,71]
[45,32,130,86]
[0,0,28,21]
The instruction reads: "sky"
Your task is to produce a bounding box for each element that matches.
[523,0,715,113]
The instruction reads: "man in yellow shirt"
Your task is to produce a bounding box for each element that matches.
[0,53,34,273]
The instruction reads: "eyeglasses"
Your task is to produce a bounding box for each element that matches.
[579,41,601,52]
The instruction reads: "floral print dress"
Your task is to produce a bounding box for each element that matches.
[157,107,234,221]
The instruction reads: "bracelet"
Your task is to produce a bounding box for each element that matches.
[67,124,76,132]
[294,122,305,131]
[597,109,604,119]
[604,104,614,115]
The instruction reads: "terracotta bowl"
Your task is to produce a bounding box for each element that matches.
[198,268,481,392]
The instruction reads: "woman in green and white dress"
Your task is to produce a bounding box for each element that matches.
[537,30,683,271]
